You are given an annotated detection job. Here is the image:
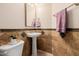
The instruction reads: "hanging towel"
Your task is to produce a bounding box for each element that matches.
[55,8,67,33]
[55,8,67,37]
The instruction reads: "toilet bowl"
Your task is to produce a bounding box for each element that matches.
[0,40,24,56]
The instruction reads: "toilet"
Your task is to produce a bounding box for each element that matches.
[0,40,24,56]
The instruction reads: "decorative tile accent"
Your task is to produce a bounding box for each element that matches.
[0,30,79,56]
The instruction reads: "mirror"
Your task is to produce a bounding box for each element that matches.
[25,3,52,28]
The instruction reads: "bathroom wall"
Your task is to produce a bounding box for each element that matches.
[0,3,25,29]
[27,3,79,29]
[38,30,79,56]
[37,3,79,56]
[51,3,79,28]
[1,29,79,56]
[51,3,71,28]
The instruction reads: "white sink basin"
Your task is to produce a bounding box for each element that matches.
[27,32,41,37]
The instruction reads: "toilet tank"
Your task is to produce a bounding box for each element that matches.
[0,40,24,56]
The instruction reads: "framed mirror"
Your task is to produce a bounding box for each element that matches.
[25,3,52,28]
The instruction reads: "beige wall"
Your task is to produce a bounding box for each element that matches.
[51,3,71,28]
[0,3,25,29]
[51,3,79,28]
[27,3,79,29]
[0,3,79,29]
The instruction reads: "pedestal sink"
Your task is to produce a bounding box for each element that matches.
[27,32,41,56]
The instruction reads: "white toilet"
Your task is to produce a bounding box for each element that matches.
[0,40,24,56]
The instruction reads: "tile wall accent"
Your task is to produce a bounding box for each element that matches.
[0,29,79,56]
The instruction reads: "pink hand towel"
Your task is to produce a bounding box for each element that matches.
[55,8,67,33]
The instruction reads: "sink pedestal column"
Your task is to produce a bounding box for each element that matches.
[32,36,37,56]
[27,32,41,56]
